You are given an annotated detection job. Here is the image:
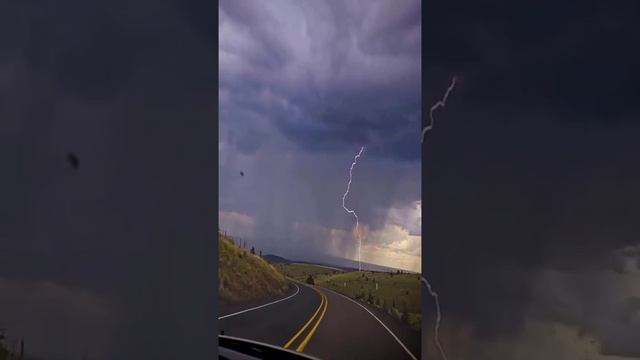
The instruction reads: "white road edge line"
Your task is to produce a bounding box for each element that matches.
[218,282,300,320]
[324,287,418,360]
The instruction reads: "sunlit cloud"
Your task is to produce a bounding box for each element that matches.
[218,210,256,240]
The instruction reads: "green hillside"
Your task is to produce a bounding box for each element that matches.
[273,262,342,282]
[218,231,288,304]
[316,270,421,330]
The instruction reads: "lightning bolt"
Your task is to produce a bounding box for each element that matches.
[422,77,457,360]
[422,275,447,360]
[421,77,457,144]
[342,146,365,271]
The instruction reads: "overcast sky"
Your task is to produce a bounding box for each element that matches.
[0,1,217,359]
[218,0,422,272]
[422,0,640,359]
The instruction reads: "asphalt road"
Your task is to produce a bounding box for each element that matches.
[218,280,420,360]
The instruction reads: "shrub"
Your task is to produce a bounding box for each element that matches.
[306,274,315,285]
[401,301,409,323]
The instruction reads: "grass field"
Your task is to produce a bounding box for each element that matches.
[273,262,421,330]
[273,262,343,282]
[0,342,8,360]
[218,231,288,304]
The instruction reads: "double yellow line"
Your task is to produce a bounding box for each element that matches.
[283,285,328,352]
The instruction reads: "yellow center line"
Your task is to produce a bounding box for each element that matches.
[282,285,325,349]
[296,288,328,352]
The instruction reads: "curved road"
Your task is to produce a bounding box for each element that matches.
[219,280,419,360]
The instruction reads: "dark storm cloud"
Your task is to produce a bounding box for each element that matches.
[219,0,421,161]
[0,1,217,359]
[423,0,640,357]
[0,278,115,359]
[219,0,422,271]
[218,142,421,260]
[423,111,640,357]
[425,0,640,122]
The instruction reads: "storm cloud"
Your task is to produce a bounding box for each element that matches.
[0,0,217,359]
[219,0,421,160]
[422,0,640,358]
[219,0,422,271]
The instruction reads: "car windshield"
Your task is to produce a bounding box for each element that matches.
[217,1,423,358]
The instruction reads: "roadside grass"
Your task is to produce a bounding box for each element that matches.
[272,262,342,282]
[0,342,8,360]
[218,231,288,304]
[273,263,421,330]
